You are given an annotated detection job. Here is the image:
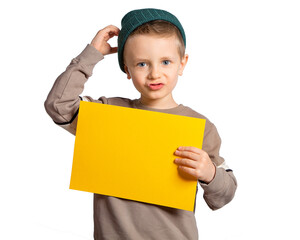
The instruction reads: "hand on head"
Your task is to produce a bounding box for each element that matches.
[91,25,120,55]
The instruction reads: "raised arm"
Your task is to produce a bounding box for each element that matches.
[44,25,120,135]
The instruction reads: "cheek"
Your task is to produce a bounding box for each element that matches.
[168,71,180,83]
[132,78,141,87]
[168,74,179,89]
[131,71,145,82]
[171,78,179,87]
[131,73,145,89]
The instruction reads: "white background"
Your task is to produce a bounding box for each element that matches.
[1,0,299,239]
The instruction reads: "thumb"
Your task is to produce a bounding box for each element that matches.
[110,47,118,54]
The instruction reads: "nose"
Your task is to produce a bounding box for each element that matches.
[148,65,161,79]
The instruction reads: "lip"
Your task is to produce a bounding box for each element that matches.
[148,83,164,90]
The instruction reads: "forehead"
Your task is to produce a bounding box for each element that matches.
[124,34,180,60]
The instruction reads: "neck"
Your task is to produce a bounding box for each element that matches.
[139,97,178,109]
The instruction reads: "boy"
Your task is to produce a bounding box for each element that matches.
[45,8,237,240]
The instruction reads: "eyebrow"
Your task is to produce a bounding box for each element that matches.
[133,56,175,62]
[133,58,149,62]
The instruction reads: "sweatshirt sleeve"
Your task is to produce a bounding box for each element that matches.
[199,122,237,210]
[44,44,106,135]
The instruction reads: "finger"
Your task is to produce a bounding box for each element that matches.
[177,166,198,180]
[104,25,120,36]
[100,26,120,41]
[174,158,197,169]
[103,32,117,41]
[109,47,118,54]
[109,30,120,37]
[104,25,120,32]
[174,149,199,160]
[177,146,202,154]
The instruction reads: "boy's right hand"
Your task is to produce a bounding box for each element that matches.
[91,25,120,55]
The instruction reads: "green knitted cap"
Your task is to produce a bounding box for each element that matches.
[118,8,186,73]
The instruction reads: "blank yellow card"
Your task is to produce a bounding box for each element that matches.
[70,101,206,211]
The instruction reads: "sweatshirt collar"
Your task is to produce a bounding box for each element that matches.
[133,99,185,114]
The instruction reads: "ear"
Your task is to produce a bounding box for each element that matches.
[178,54,189,76]
[124,64,131,79]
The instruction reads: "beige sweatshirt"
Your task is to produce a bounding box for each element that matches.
[44,44,237,240]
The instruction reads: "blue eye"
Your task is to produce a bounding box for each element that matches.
[162,60,170,65]
[137,62,147,67]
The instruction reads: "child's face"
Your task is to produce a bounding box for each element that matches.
[123,34,188,107]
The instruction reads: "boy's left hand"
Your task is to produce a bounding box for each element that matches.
[174,146,216,183]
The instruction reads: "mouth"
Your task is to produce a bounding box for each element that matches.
[148,83,164,90]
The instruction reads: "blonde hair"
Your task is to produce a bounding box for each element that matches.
[128,20,186,59]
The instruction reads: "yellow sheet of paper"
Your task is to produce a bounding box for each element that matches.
[70,101,206,211]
